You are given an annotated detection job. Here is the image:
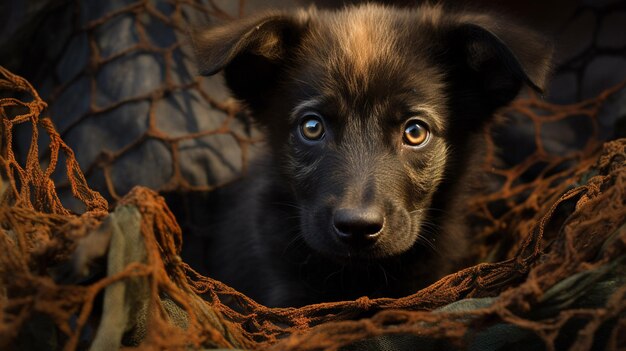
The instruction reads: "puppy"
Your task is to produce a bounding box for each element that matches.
[190,4,552,307]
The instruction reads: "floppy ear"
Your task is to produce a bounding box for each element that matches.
[442,15,553,128]
[190,13,306,111]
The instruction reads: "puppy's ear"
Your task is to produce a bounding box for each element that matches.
[190,13,306,110]
[443,15,553,126]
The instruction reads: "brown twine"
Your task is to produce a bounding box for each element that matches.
[1,1,626,349]
[1,63,625,350]
[50,0,259,199]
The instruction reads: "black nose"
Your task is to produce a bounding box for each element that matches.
[333,207,384,245]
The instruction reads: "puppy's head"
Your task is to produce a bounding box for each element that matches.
[192,5,552,260]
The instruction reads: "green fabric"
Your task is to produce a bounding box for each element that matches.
[90,205,147,351]
[341,237,626,351]
[12,205,624,351]
[92,205,238,349]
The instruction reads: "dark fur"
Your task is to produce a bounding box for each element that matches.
[190,4,552,307]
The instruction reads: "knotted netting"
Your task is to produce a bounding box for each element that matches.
[1,0,626,350]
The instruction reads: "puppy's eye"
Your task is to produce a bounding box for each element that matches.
[300,114,325,141]
[403,119,430,146]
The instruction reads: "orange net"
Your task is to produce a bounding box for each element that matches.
[1,1,626,350]
[44,0,261,201]
[2,63,626,350]
[470,82,626,264]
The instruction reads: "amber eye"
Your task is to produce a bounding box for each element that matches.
[403,120,430,146]
[300,114,325,141]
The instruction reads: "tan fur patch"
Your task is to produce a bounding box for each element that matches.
[318,5,398,80]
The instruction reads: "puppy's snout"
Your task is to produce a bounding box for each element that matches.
[333,207,384,245]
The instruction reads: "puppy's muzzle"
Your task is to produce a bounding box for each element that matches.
[333,207,384,246]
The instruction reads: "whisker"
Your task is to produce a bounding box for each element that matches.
[409,207,449,216]
[269,201,307,212]
[378,264,389,287]
[282,233,306,256]
[323,266,344,287]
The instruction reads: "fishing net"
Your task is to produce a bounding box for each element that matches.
[1,1,626,350]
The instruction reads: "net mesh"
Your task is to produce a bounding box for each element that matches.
[1,1,626,350]
[45,0,262,200]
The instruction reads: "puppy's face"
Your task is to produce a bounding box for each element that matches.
[276,20,449,258]
[193,5,552,260]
